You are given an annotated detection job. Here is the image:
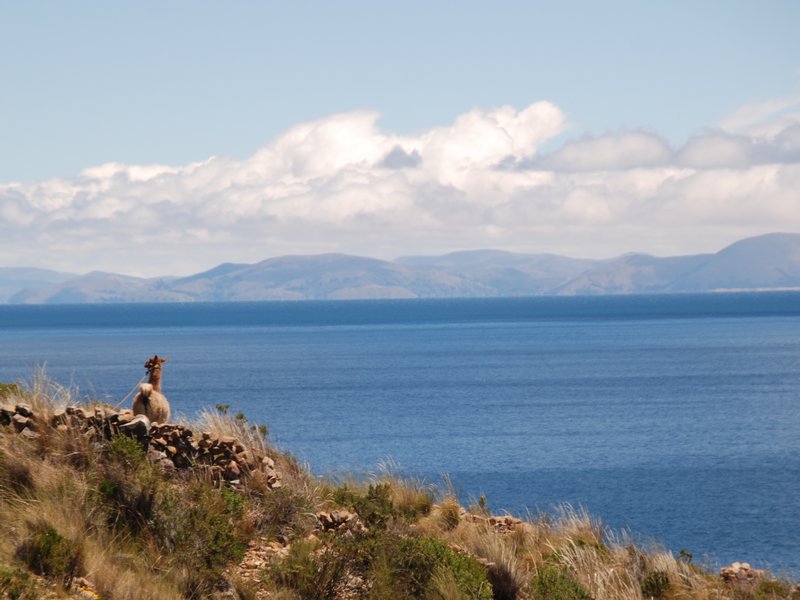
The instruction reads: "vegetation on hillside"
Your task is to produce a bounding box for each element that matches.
[0,374,797,599]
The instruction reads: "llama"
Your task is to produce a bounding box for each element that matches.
[132,355,171,424]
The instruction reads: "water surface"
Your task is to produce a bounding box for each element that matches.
[0,293,798,573]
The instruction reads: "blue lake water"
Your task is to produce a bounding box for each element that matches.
[0,293,798,574]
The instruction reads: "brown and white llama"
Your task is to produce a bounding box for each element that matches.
[132,355,171,424]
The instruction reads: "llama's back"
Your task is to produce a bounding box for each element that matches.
[132,383,171,424]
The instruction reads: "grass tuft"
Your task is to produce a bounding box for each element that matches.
[15,523,84,588]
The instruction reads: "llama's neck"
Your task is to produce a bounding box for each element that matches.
[148,369,163,392]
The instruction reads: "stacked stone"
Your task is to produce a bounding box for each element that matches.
[0,403,40,440]
[720,562,766,583]
[0,403,281,490]
[194,431,282,489]
[462,510,526,534]
[315,509,365,533]
[51,406,125,440]
[147,422,197,469]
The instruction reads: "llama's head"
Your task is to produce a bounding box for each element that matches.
[144,355,168,375]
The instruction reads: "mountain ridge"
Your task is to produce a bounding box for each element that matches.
[4,232,800,303]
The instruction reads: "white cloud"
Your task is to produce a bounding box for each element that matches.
[1,100,799,276]
[538,132,672,171]
[718,93,800,135]
[678,133,753,169]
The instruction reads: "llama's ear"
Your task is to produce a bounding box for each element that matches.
[162,356,170,363]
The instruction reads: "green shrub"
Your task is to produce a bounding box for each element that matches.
[95,464,158,534]
[15,524,84,587]
[641,570,670,598]
[107,434,146,467]
[334,483,395,528]
[0,382,21,399]
[270,538,344,600]
[333,481,432,529]
[0,567,39,599]
[160,481,249,597]
[530,565,592,600]
[251,484,316,540]
[333,532,492,599]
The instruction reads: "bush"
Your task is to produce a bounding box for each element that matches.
[333,481,432,529]
[95,463,159,534]
[161,481,249,597]
[0,382,21,399]
[107,434,146,467]
[530,565,592,600]
[641,570,670,598]
[0,567,39,599]
[333,531,492,599]
[270,538,344,600]
[334,483,396,529]
[15,524,83,587]
[251,484,317,540]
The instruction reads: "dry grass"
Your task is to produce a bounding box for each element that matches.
[0,373,796,600]
[15,366,76,415]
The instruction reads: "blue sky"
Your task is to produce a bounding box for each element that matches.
[2,1,798,181]
[0,1,799,275]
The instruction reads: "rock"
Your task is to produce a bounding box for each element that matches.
[116,412,133,426]
[120,414,151,440]
[51,411,69,427]
[720,561,765,582]
[14,403,33,418]
[11,414,31,433]
[73,577,99,600]
[225,460,241,479]
[316,509,363,532]
[148,449,167,461]
[19,427,40,440]
[0,408,12,426]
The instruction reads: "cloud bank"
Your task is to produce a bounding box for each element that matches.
[1,99,799,276]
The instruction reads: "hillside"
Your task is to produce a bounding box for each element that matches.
[0,376,794,600]
[3,233,800,303]
[0,268,76,303]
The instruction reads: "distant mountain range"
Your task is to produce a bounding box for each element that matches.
[4,233,800,304]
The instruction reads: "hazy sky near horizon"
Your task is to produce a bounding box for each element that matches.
[1,1,800,276]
